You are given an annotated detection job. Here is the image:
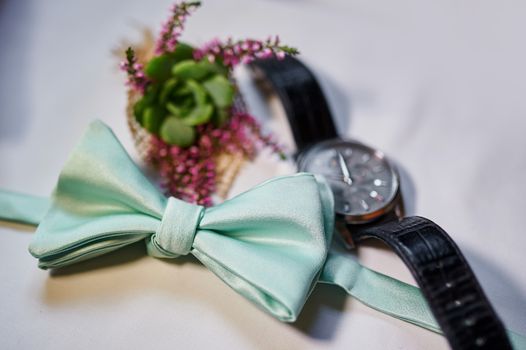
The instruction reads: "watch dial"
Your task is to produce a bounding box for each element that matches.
[298,140,399,220]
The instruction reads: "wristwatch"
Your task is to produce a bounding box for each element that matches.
[249,56,512,350]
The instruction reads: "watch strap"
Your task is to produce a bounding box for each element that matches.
[250,55,338,151]
[351,216,512,350]
[251,55,513,349]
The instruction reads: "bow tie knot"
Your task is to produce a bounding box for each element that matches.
[147,197,204,258]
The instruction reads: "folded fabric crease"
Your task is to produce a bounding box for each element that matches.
[0,120,524,349]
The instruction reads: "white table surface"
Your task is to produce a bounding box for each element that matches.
[1,0,525,349]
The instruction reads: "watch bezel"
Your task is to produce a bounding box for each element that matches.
[297,138,401,224]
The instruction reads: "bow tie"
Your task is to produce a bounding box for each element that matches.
[4,121,525,346]
[29,120,335,322]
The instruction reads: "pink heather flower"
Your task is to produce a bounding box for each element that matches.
[147,112,285,206]
[155,1,201,55]
[120,47,149,92]
[194,36,299,69]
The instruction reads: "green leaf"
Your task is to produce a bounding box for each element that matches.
[213,108,230,127]
[144,42,195,82]
[145,54,176,82]
[181,104,213,126]
[142,106,164,134]
[171,59,226,81]
[172,60,206,80]
[196,59,229,79]
[211,57,229,75]
[174,85,192,97]
[172,42,194,62]
[160,116,196,147]
[166,102,182,117]
[209,60,229,77]
[143,83,160,104]
[202,74,235,108]
[186,79,207,105]
[159,78,178,104]
[133,97,149,124]
[179,95,194,111]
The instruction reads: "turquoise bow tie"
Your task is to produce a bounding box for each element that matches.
[2,121,525,348]
[28,120,335,322]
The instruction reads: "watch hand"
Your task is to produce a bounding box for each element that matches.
[337,152,353,185]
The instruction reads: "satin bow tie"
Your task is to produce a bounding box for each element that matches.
[3,120,526,347]
[29,120,335,322]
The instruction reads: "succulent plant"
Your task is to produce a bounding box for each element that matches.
[120,1,296,204]
[133,42,235,147]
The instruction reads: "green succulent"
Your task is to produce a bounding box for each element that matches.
[133,43,235,147]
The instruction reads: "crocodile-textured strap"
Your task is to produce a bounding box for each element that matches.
[251,55,512,349]
[250,55,338,151]
[351,216,512,350]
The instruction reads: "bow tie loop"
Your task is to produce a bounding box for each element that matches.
[147,197,204,258]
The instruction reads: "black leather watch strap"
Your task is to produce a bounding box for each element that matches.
[250,55,512,349]
[250,56,338,151]
[351,216,512,350]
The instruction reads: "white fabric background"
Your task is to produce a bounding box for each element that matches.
[1,0,525,349]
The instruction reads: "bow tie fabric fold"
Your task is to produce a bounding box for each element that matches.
[28,120,334,322]
[2,120,525,348]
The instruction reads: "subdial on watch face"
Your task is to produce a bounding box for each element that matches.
[298,139,399,220]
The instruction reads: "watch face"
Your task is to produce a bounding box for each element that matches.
[297,139,399,223]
